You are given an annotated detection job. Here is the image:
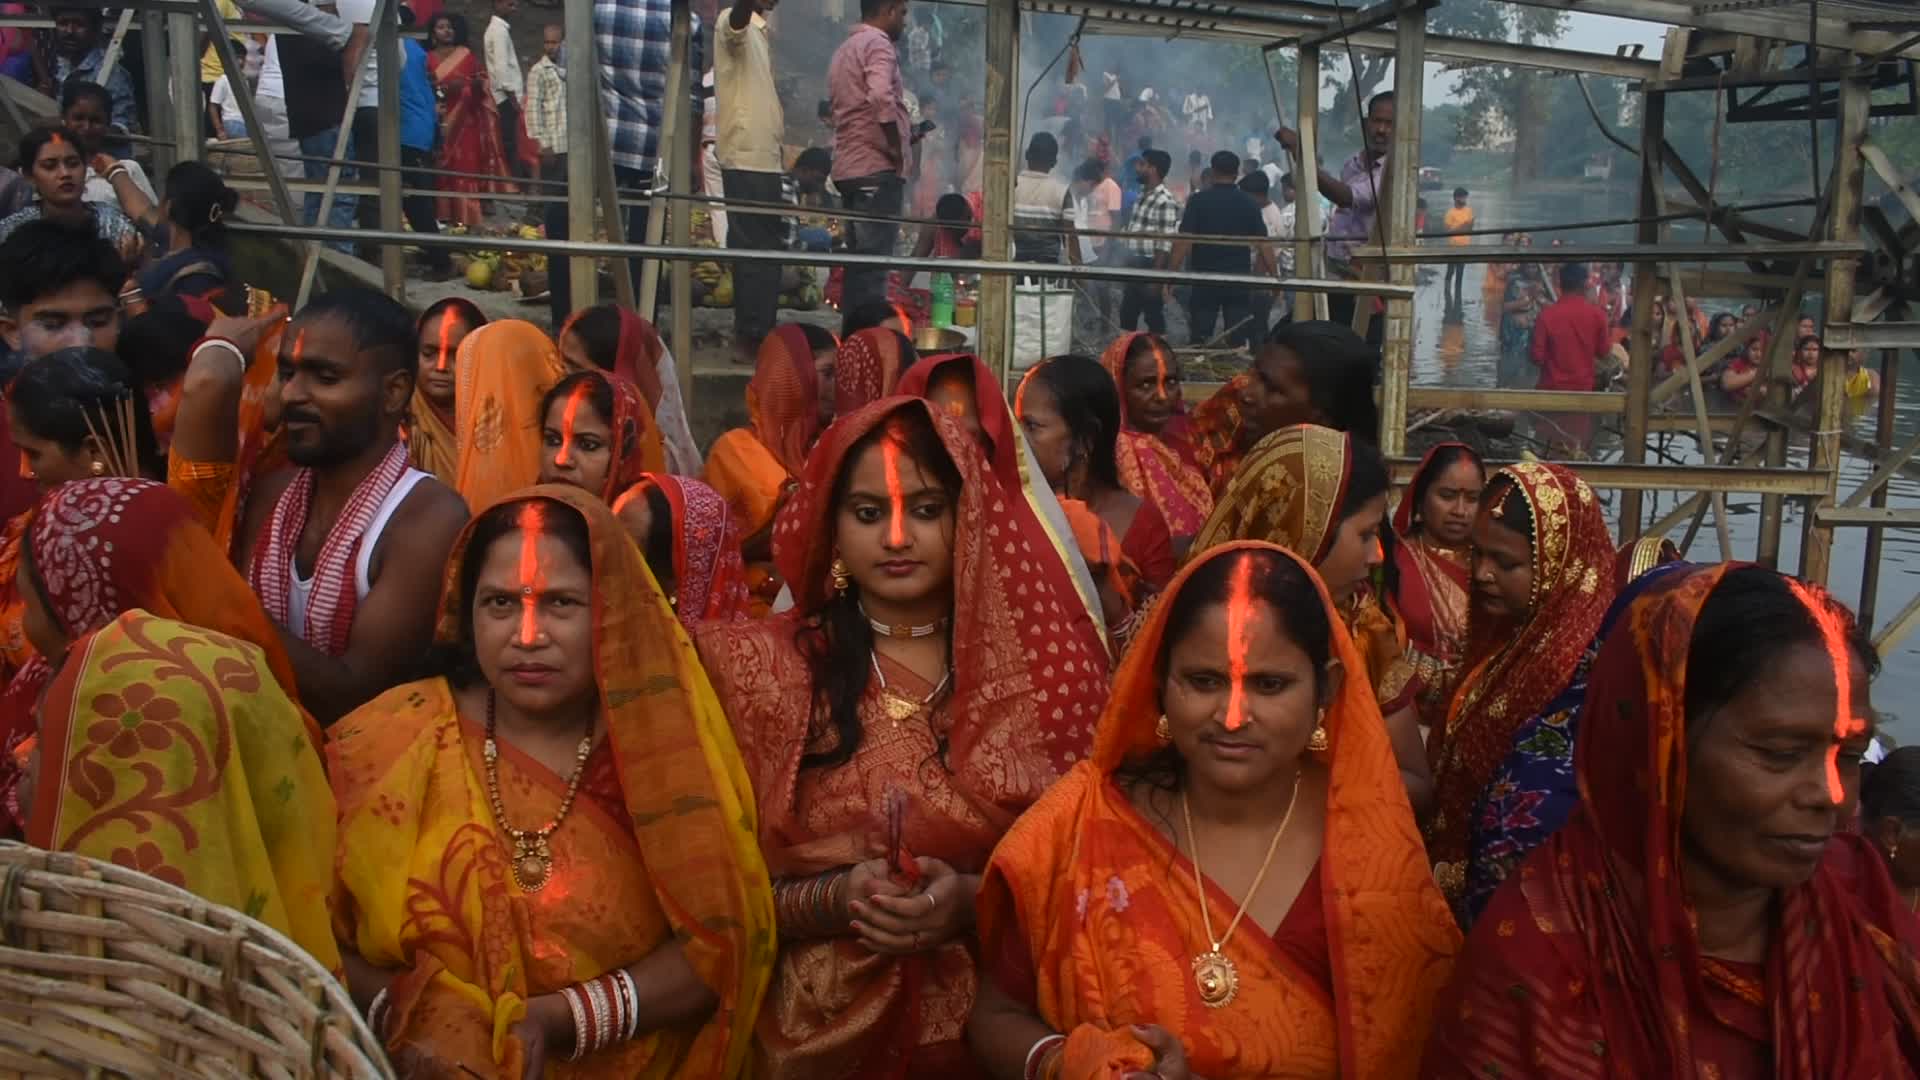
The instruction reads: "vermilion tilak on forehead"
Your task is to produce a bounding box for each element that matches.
[553,381,591,467]
[435,309,456,371]
[291,328,307,364]
[1152,340,1169,398]
[882,436,907,547]
[1223,554,1255,732]
[1786,579,1863,806]
[515,502,547,646]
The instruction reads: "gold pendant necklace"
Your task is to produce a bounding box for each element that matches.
[482,690,594,893]
[1179,776,1301,1009]
[870,649,951,725]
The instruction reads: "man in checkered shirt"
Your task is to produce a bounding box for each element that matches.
[1119,147,1179,335]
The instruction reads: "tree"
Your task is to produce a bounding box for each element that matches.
[1431,0,1570,184]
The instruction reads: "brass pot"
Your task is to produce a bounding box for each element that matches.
[913,326,968,352]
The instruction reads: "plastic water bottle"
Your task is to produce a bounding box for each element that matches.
[931,272,955,327]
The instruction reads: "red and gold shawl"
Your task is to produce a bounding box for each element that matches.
[1424,565,1920,1077]
[1391,444,1476,719]
[1099,333,1213,536]
[27,610,337,972]
[978,542,1461,1078]
[614,472,751,626]
[703,324,820,537]
[1187,372,1253,496]
[328,486,773,1078]
[1190,425,1416,716]
[1425,461,1614,903]
[835,327,911,415]
[452,319,567,512]
[695,398,1109,1079]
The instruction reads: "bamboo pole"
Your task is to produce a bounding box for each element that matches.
[166,11,200,169]
[1292,45,1322,323]
[195,0,298,227]
[666,0,692,393]
[564,0,599,311]
[1859,348,1899,628]
[639,0,691,324]
[1617,35,1673,538]
[140,11,175,176]
[293,0,396,308]
[1799,72,1870,585]
[1378,13,1423,459]
[375,9,403,297]
[981,0,1016,382]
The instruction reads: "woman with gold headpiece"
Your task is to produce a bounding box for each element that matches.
[18,609,337,970]
[694,398,1110,1078]
[1390,443,1484,727]
[1423,462,1615,924]
[1424,565,1918,1076]
[1099,332,1212,543]
[450,319,566,512]
[329,487,772,1077]
[970,543,1460,1079]
[1189,425,1433,817]
[409,298,486,484]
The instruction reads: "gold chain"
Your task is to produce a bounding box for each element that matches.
[1179,774,1301,953]
[482,690,594,892]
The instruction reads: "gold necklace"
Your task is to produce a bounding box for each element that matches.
[1178,777,1301,1008]
[482,690,594,893]
[870,649,952,724]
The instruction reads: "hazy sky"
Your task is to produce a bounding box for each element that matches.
[1426,13,1669,99]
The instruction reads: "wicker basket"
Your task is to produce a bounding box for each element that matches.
[206,137,267,180]
[0,842,393,1079]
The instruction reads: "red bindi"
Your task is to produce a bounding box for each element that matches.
[515,502,547,646]
[1223,553,1255,731]
[882,437,907,547]
[1786,580,1863,806]
[435,309,456,371]
[552,381,591,467]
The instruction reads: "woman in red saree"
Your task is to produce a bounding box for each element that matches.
[1423,565,1920,1077]
[557,304,702,476]
[1389,443,1483,728]
[612,473,750,628]
[428,13,516,228]
[693,398,1110,1078]
[834,327,915,416]
[330,487,773,1077]
[1099,332,1211,543]
[1424,462,1614,919]
[535,369,666,503]
[1188,425,1432,818]
[972,543,1461,1078]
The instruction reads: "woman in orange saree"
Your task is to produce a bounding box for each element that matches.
[556,304,701,476]
[427,13,516,228]
[1424,565,1919,1077]
[611,473,750,628]
[410,297,486,484]
[329,487,773,1078]
[452,319,566,512]
[971,543,1461,1079]
[20,609,336,970]
[1423,462,1614,921]
[1389,443,1483,727]
[694,398,1110,1079]
[1099,332,1212,541]
[535,369,666,503]
[1189,425,1432,817]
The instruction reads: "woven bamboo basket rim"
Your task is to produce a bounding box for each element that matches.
[0,841,394,1079]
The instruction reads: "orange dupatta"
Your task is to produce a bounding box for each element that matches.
[328,487,773,1078]
[978,542,1461,1078]
[452,320,566,511]
[695,398,1110,1079]
[1099,333,1213,536]
[1424,462,1614,907]
[703,324,820,537]
[165,322,289,555]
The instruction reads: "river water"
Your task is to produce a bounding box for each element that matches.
[1408,183,1920,743]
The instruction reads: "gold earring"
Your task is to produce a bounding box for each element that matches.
[1307,709,1329,752]
[829,557,851,595]
[89,460,105,476]
[1154,715,1171,742]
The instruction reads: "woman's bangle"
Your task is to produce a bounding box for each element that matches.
[561,984,590,1062]
[365,987,391,1039]
[1024,1033,1066,1080]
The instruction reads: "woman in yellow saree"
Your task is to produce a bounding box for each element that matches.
[329,486,773,1078]
[971,543,1460,1078]
[20,609,337,971]
[1189,424,1433,817]
[451,319,567,512]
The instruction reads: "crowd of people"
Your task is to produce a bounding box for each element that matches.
[0,167,1915,1074]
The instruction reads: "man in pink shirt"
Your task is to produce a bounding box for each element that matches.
[828,0,911,311]
[1531,262,1611,453]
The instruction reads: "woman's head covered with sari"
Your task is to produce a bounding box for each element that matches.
[1098,332,1212,536]
[1426,461,1615,901]
[409,298,486,482]
[1190,425,1388,594]
[557,302,666,410]
[978,543,1460,1077]
[833,327,915,416]
[1426,564,1920,1075]
[535,368,665,503]
[762,399,1108,826]
[611,472,750,626]
[330,486,772,1077]
[750,323,829,477]
[24,610,338,971]
[1190,321,1379,494]
[451,318,566,511]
